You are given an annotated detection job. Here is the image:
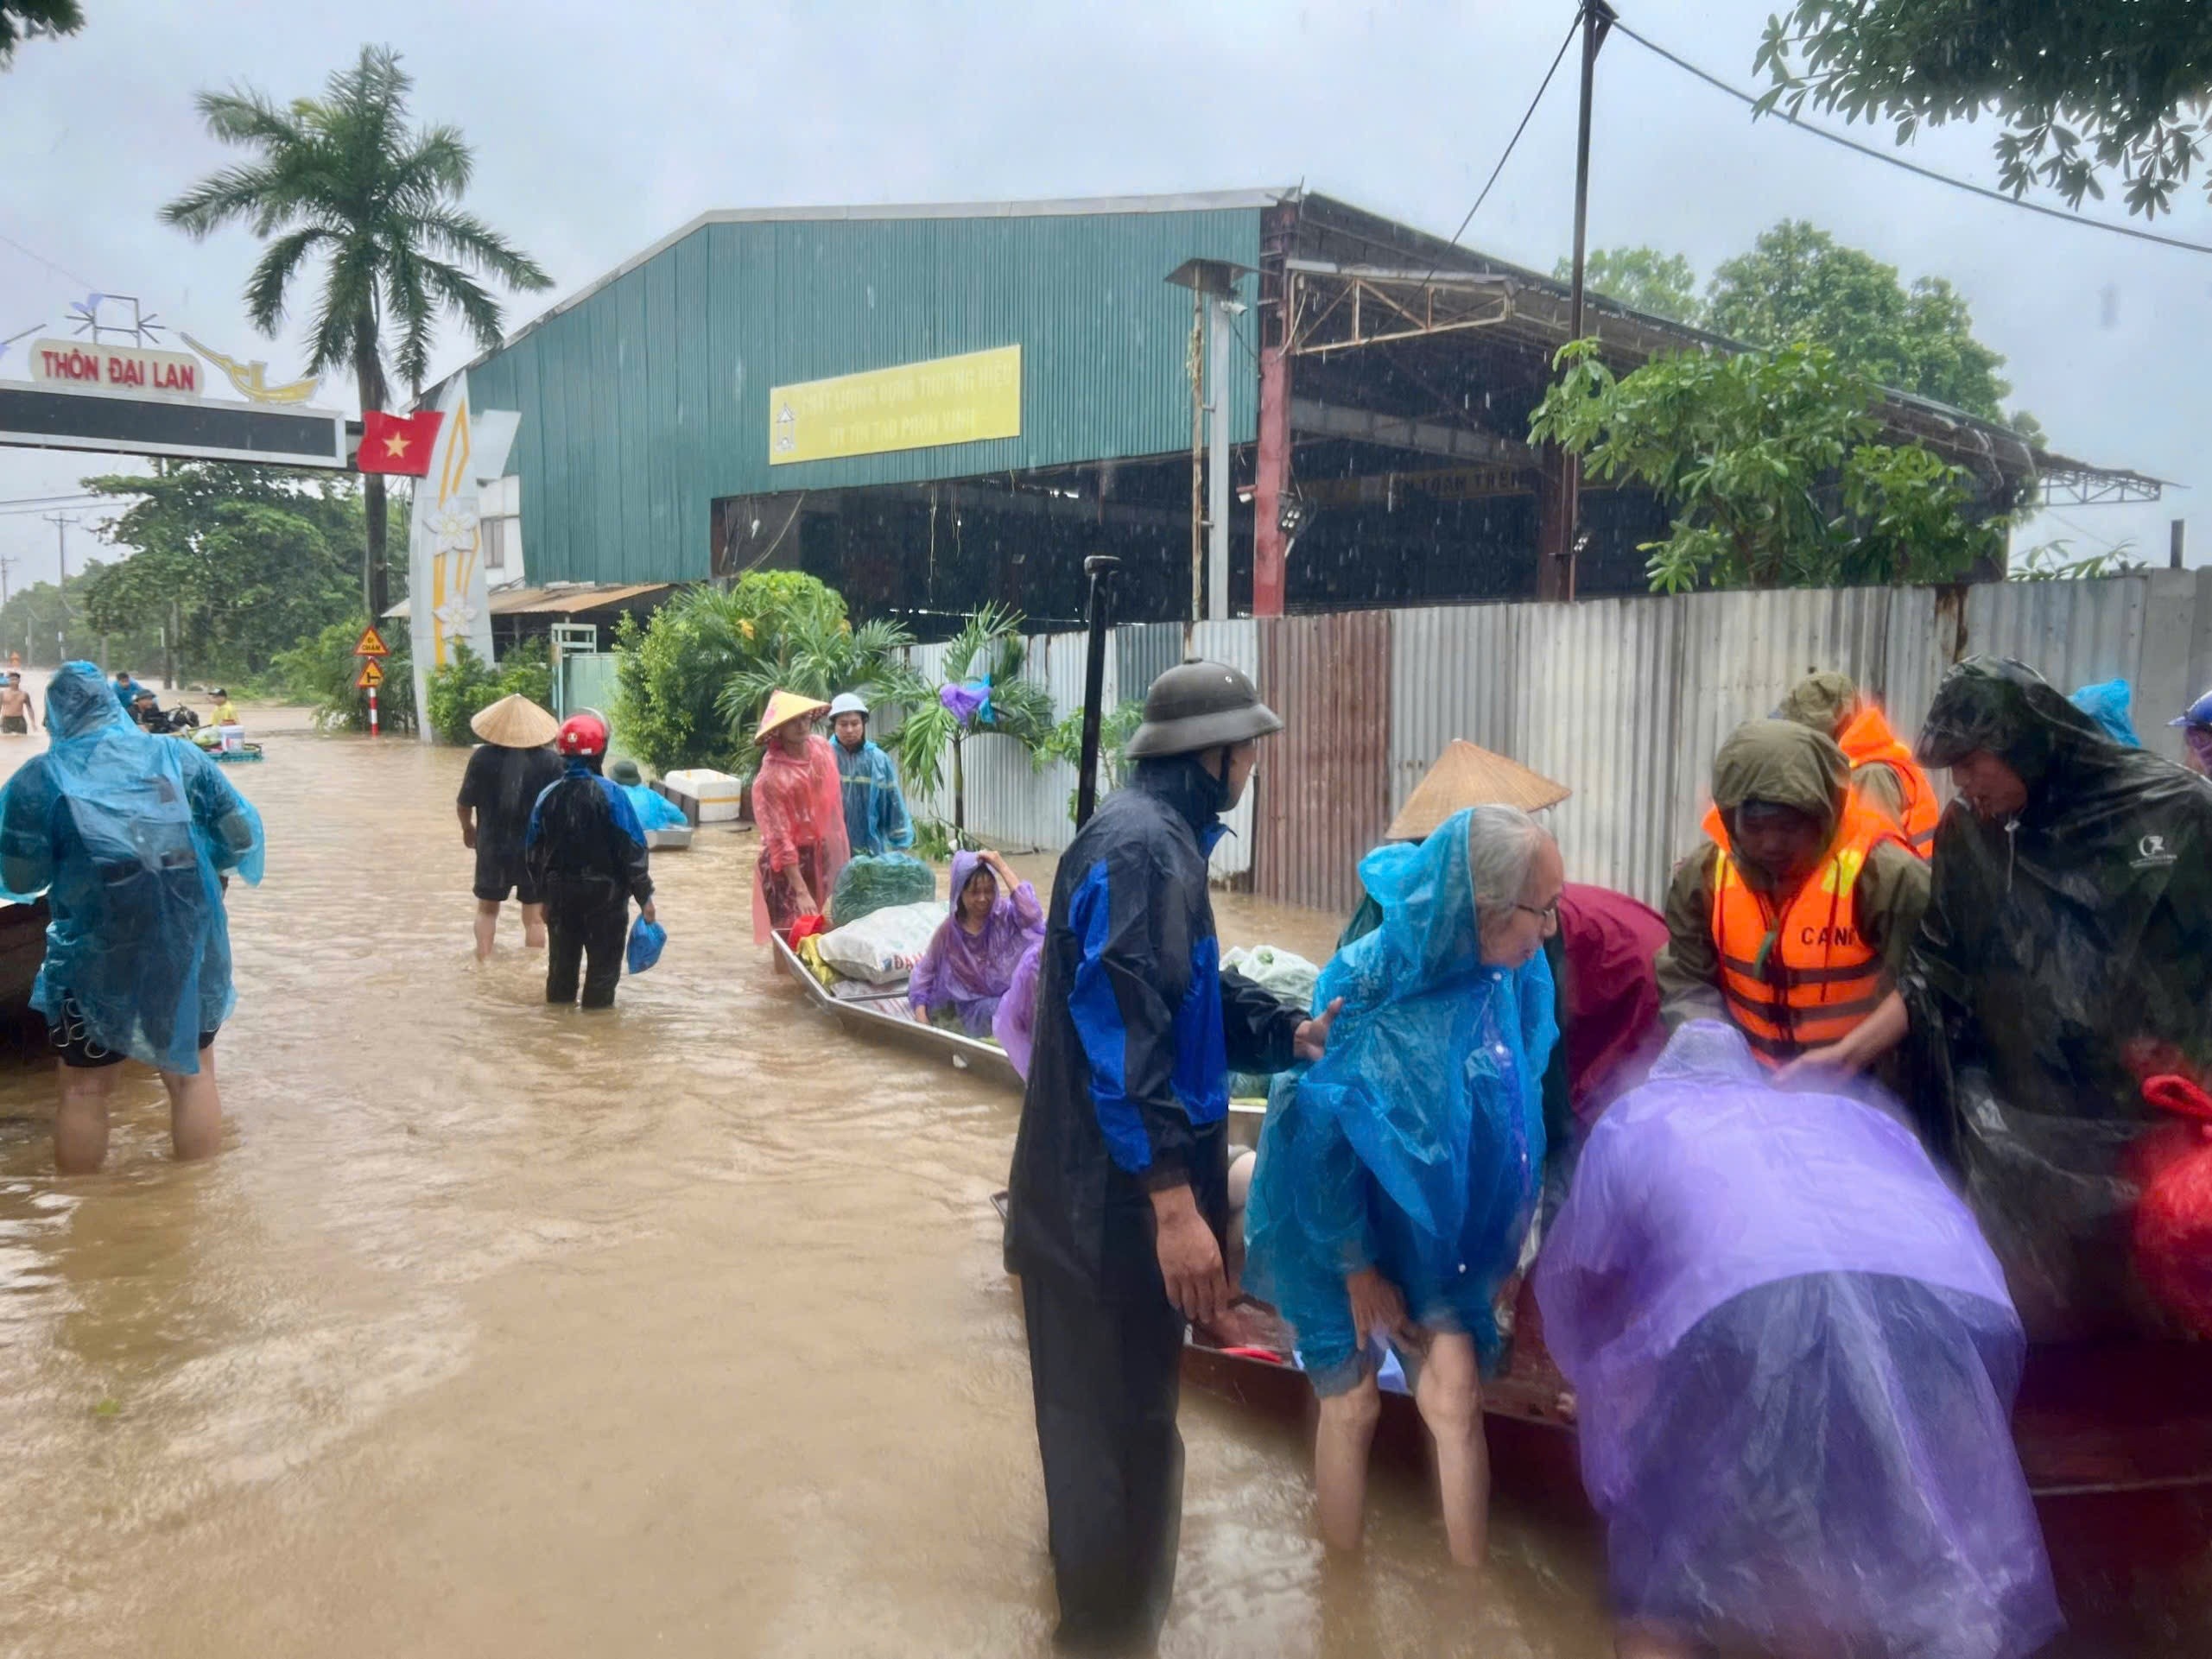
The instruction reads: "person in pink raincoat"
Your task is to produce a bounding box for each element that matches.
[751,691,851,944]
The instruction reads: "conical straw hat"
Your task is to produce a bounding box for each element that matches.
[470,692,561,749]
[1385,739,1572,841]
[755,688,831,744]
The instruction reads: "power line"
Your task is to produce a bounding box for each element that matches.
[1425,15,1582,275]
[1611,21,2212,258]
[0,230,99,293]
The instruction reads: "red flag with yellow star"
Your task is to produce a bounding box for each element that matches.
[358,409,444,476]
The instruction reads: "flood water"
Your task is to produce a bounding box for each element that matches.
[0,712,1615,1657]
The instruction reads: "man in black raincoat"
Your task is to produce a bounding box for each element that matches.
[1904,656,2212,1337]
[1005,659,1336,1650]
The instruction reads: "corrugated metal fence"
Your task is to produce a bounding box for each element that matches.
[910,570,2212,915]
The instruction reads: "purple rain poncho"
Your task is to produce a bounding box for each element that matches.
[1535,1022,2059,1658]
[908,851,1044,1037]
[992,934,1044,1079]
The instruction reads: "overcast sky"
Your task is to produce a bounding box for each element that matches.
[3,0,2203,596]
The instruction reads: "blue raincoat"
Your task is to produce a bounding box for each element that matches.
[0,662,265,1073]
[613,780,688,833]
[834,737,914,856]
[1244,807,1558,1376]
[2069,677,2142,748]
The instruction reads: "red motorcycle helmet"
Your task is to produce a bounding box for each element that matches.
[556,712,609,757]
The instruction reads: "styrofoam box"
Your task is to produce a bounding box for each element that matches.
[663,768,745,823]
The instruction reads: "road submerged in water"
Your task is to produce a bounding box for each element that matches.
[0,716,1618,1658]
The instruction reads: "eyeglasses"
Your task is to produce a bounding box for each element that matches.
[1514,898,1561,928]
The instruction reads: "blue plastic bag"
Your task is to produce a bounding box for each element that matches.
[2069,677,2142,747]
[626,915,667,974]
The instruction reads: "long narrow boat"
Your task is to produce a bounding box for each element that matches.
[768,928,1024,1090]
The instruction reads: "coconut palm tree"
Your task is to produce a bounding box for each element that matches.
[161,45,552,621]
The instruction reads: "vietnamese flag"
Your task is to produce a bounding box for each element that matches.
[359,409,443,476]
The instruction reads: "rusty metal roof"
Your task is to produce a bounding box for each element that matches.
[383,582,671,620]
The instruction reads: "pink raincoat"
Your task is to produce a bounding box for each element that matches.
[752,734,852,944]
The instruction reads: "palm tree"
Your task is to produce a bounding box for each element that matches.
[884,604,1055,843]
[162,45,552,621]
[715,608,932,750]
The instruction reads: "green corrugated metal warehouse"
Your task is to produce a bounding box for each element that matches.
[442,193,1268,630]
[440,188,2068,630]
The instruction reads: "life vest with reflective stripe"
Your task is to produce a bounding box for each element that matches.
[1835,703,1940,857]
[1708,801,1906,1067]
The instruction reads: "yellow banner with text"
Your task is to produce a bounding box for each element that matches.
[770,345,1021,466]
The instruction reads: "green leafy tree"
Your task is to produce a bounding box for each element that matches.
[77,462,364,679]
[1755,3,2212,219]
[1037,700,1145,825]
[161,46,552,621]
[1528,339,2003,593]
[264,614,417,733]
[1553,247,1704,327]
[424,640,548,744]
[1704,221,2016,422]
[2012,539,2146,582]
[0,0,82,66]
[884,605,1055,843]
[613,572,871,773]
[0,562,143,668]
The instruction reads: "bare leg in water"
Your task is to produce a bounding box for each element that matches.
[53,1045,220,1173]
[1416,1333,1488,1567]
[1315,1373,1385,1553]
[473,900,501,960]
[54,1063,117,1175]
[162,1047,222,1162]
[520,901,547,949]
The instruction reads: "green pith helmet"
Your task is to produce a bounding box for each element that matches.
[1125,657,1283,759]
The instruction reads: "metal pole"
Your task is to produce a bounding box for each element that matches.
[1075,554,1121,826]
[2172,518,2187,571]
[1188,290,1204,623]
[42,511,71,663]
[1206,294,1233,622]
[1550,0,1615,604]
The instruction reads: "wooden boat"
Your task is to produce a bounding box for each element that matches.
[0,897,47,1016]
[769,928,1024,1090]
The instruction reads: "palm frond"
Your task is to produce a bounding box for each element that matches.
[161,161,289,238]
[415,254,505,352]
[307,239,381,380]
[404,208,555,292]
[242,226,332,334]
[382,245,435,393]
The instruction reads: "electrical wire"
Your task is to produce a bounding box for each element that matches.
[0,231,100,293]
[1612,20,2212,258]
[1423,16,1582,279]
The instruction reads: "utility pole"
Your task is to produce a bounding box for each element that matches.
[41,511,75,666]
[1542,0,1616,603]
[0,554,15,610]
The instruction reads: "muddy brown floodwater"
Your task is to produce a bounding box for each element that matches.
[0,717,1614,1658]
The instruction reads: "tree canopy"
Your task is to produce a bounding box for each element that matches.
[1552,247,1704,327]
[1571,222,2024,427]
[1755,1,2212,219]
[0,0,81,67]
[1528,339,2006,594]
[1704,221,2013,422]
[76,462,368,678]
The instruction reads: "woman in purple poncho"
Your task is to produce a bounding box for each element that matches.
[909,848,1045,1038]
[1536,1020,2059,1659]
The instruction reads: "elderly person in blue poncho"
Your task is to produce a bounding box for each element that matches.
[1245,803,1562,1569]
[0,662,265,1173]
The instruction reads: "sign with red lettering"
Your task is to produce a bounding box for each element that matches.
[351,624,390,659]
[29,339,201,399]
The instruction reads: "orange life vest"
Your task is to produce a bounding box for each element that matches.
[1708,801,1906,1067]
[1834,703,1940,857]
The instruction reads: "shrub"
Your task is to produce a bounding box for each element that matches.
[267,617,418,734]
